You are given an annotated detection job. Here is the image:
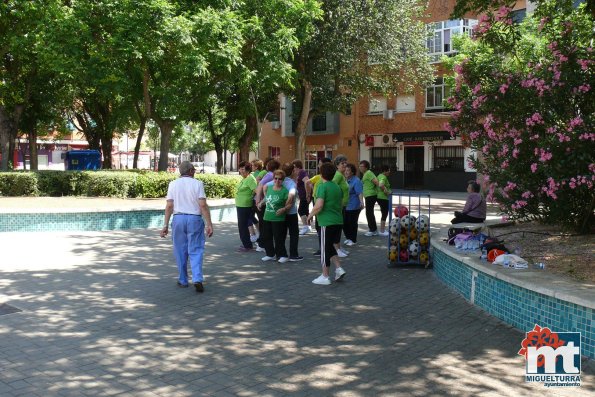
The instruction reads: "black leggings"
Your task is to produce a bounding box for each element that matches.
[364,195,377,232]
[320,225,342,267]
[377,198,389,222]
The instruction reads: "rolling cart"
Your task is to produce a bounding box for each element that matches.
[386,191,432,268]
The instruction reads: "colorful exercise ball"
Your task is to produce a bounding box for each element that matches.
[394,205,409,218]
[399,233,409,247]
[409,241,420,257]
[399,249,409,262]
[389,218,399,234]
[419,232,429,246]
[416,215,429,232]
[409,227,418,241]
[419,251,429,263]
[389,250,398,261]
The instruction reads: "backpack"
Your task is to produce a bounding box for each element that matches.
[447,227,465,245]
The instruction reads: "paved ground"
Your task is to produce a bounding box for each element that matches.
[0,194,593,396]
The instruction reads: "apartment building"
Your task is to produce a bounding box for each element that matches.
[258,0,530,191]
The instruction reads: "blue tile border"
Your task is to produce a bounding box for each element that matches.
[431,246,595,360]
[0,206,238,232]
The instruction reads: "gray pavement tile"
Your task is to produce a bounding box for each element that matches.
[0,214,593,397]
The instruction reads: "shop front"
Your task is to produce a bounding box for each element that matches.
[360,131,476,192]
[14,141,89,170]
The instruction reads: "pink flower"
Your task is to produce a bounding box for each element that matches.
[522,191,533,199]
[504,181,517,192]
[539,149,553,162]
[499,83,509,94]
[526,112,544,126]
[531,163,538,173]
[472,95,487,109]
[577,59,590,70]
[472,84,482,95]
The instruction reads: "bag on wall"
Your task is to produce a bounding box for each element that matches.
[447,227,464,245]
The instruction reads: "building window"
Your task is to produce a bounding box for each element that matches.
[370,147,398,175]
[426,77,451,110]
[433,146,465,171]
[269,146,280,159]
[511,8,526,24]
[368,97,387,114]
[426,19,477,63]
[396,95,415,113]
[312,114,326,132]
[305,150,333,176]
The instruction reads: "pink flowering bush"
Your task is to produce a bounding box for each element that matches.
[445,0,594,233]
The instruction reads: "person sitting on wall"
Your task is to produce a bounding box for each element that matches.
[451,181,487,224]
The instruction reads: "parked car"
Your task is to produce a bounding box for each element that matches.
[191,162,217,174]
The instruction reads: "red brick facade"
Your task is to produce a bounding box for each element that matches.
[257,0,528,190]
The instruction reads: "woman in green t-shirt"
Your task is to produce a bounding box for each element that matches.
[359,160,382,236]
[258,170,291,263]
[307,162,347,286]
[235,161,258,251]
[376,165,391,236]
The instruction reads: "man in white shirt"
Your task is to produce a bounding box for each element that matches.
[160,161,213,293]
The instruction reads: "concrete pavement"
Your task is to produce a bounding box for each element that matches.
[0,194,593,396]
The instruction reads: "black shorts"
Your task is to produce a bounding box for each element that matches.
[298,197,310,217]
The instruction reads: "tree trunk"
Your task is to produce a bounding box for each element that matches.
[29,125,38,171]
[0,105,22,171]
[100,137,113,169]
[157,119,175,171]
[294,81,313,162]
[239,116,257,161]
[133,104,147,169]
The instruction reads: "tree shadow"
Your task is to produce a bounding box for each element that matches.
[0,223,590,396]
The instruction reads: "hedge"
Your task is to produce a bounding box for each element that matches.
[0,170,241,199]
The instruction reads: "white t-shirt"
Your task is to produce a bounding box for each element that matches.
[166,176,206,215]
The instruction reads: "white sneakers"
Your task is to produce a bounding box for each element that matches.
[312,268,346,285]
[335,267,346,281]
[378,231,389,237]
[250,233,260,243]
[364,231,379,237]
[337,248,349,258]
[299,226,310,235]
[278,257,289,263]
[344,239,355,246]
[261,256,276,262]
[254,243,265,252]
[312,274,331,285]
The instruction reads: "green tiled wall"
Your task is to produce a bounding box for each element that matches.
[0,207,237,232]
[432,247,594,360]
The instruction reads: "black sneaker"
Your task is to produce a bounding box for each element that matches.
[194,282,204,293]
[177,281,189,288]
[313,250,321,256]
[289,256,304,262]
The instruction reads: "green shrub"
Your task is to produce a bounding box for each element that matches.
[196,174,240,198]
[37,171,74,196]
[82,171,137,198]
[135,172,176,198]
[0,170,240,198]
[0,172,39,196]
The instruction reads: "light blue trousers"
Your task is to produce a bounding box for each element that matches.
[171,214,205,285]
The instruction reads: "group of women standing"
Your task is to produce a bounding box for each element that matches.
[234,156,392,286]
